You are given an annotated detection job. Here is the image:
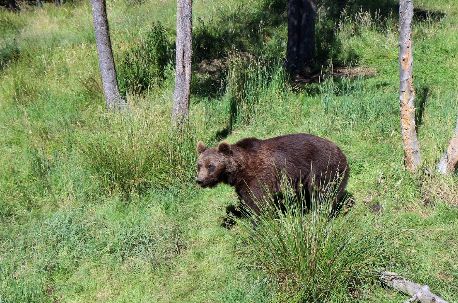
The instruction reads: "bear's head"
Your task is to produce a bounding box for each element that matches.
[196,141,233,188]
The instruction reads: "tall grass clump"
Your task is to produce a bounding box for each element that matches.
[226,54,283,127]
[78,102,197,198]
[0,39,20,70]
[118,22,172,95]
[240,179,386,302]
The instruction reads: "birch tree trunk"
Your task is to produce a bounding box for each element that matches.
[286,0,317,76]
[172,0,192,126]
[399,0,421,172]
[91,0,127,111]
[437,117,458,174]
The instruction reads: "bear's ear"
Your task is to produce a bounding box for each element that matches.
[218,142,232,155]
[197,141,207,154]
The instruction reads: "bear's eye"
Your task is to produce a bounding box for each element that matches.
[207,164,215,173]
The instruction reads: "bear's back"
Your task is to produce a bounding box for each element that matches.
[249,133,348,178]
[234,133,348,172]
[234,137,262,151]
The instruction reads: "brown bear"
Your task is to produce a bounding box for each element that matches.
[196,133,349,218]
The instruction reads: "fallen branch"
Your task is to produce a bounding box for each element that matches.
[380,271,449,303]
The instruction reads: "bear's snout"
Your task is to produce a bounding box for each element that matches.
[195,178,204,186]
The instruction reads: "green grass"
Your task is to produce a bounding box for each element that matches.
[236,179,389,303]
[0,0,457,302]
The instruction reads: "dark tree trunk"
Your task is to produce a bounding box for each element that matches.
[399,0,421,172]
[286,0,316,76]
[91,0,127,111]
[172,0,192,126]
[54,0,62,5]
[7,0,20,11]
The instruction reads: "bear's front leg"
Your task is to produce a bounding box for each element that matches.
[220,204,244,229]
[226,204,244,218]
[236,181,267,216]
[220,200,253,229]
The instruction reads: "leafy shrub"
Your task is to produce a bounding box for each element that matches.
[240,180,386,302]
[118,22,172,95]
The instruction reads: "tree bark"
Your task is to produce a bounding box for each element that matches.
[91,0,127,111]
[172,0,192,127]
[286,0,316,76]
[399,0,421,172]
[380,271,449,303]
[6,0,20,11]
[437,117,458,174]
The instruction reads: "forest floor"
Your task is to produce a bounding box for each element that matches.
[0,0,457,302]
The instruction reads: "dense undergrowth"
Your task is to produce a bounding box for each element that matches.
[0,0,457,302]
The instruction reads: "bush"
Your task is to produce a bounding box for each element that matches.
[118,22,172,95]
[240,181,386,302]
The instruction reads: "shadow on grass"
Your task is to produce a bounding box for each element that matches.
[191,0,446,97]
[191,0,287,98]
[347,0,445,23]
[415,86,430,133]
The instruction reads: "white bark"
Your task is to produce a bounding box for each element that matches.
[91,0,127,111]
[399,0,421,172]
[437,117,458,174]
[172,0,192,126]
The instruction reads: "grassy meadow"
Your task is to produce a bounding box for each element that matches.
[0,0,457,302]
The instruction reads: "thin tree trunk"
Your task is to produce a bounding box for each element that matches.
[286,0,316,76]
[172,0,192,126]
[399,0,421,172]
[437,117,458,174]
[91,0,127,111]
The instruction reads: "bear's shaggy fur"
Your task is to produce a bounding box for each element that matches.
[196,133,349,216]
